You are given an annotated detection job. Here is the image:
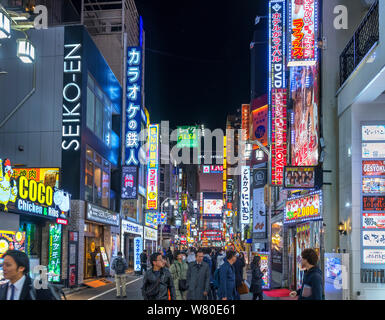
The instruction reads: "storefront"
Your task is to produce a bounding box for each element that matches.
[144,226,158,255]
[284,190,324,290]
[121,219,143,270]
[84,202,119,279]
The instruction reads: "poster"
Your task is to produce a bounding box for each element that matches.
[285,192,322,224]
[254,253,270,290]
[362,178,385,194]
[363,249,385,264]
[296,223,311,290]
[0,231,26,258]
[48,224,62,283]
[284,166,316,188]
[12,168,60,188]
[252,105,268,148]
[290,63,320,166]
[362,231,385,247]
[271,222,283,272]
[362,160,385,176]
[362,213,385,229]
[203,199,223,214]
[363,196,385,211]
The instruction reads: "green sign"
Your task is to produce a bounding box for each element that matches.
[48,224,62,283]
[177,126,199,148]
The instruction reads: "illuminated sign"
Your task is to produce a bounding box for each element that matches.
[202,165,223,174]
[146,124,159,210]
[86,202,119,226]
[363,178,385,194]
[144,227,157,241]
[362,143,385,159]
[284,166,319,189]
[288,0,318,67]
[252,105,268,148]
[241,166,251,224]
[241,104,250,141]
[177,126,199,148]
[0,231,25,258]
[255,253,270,290]
[363,196,385,211]
[362,125,385,141]
[134,237,142,272]
[284,191,322,224]
[253,188,266,235]
[121,166,138,199]
[48,224,62,283]
[125,46,143,166]
[12,168,59,188]
[363,230,385,247]
[363,249,385,264]
[271,89,287,185]
[363,213,385,229]
[122,219,143,235]
[203,199,223,215]
[362,160,385,176]
[145,211,158,229]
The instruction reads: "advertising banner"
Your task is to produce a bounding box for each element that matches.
[145,211,158,229]
[363,230,385,247]
[146,124,159,210]
[134,237,142,272]
[285,191,322,224]
[177,126,199,148]
[125,46,143,166]
[290,63,320,166]
[255,253,270,290]
[121,219,143,235]
[362,125,385,141]
[362,160,385,176]
[252,105,268,148]
[363,178,385,194]
[241,166,251,224]
[288,0,319,67]
[363,196,385,211]
[362,143,385,159]
[253,189,266,236]
[271,89,287,185]
[121,166,138,199]
[363,213,385,229]
[12,168,59,188]
[271,222,283,272]
[284,166,318,189]
[363,249,385,264]
[68,231,78,287]
[241,104,251,141]
[203,199,223,214]
[86,202,119,226]
[144,227,157,241]
[48,224,62,283]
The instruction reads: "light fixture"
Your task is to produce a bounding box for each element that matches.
[256,149,264,161]
[17,38,35,64]
[0,10,11,39]
[338,222,347,236]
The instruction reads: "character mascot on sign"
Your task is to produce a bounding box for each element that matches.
[0,159,18,211]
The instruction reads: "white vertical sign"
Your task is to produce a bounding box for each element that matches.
[241,166,251,224]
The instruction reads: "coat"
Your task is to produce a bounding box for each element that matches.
[298,266,324,300]
[203,254,213,282]
[111,256,128,275]
[186,261,210,300]
[233,257,245,288]
[169,260,189,300]
[217,260,236,300]
[249,263,264,294]
[141,267,176,300]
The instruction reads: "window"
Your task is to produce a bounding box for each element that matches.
[85,146,111,209]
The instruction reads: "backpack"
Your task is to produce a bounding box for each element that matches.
[213,268,220,289]
[115,257,126,274]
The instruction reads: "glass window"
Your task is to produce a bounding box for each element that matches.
[86,146,93,159]
[95,153,102,165]
[87,73,94,90]
[86,87,95,131]
[94,166,102,206]
[95,98,103,140]
[85,160,94,202]
[102,170,110,208]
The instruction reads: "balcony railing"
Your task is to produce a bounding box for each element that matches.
[340,0,379,86]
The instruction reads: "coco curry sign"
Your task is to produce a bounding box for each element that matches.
[0,158,71,220]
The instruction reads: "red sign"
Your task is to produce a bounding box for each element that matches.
[56,218,68,225]
[252,105,268,149]
[242,104,250,141]
[362,160,385,176]
[363,196,385,211]
[271,89,287,185]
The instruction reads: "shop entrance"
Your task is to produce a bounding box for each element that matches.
[84,223,104,279]
[124,234,135,270]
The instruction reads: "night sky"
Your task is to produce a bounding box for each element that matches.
[135,0,268,130]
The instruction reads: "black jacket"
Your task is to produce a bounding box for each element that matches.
[142,267,176,300]
[249,263,264,294]
[233,257,245,288]
[140,252,147,264]
[298,266,324,300]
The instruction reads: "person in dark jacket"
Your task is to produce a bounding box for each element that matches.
[233,252,246,300]
[250,255,265,300]
[140,250,148,275]
[290,248,324,300]
[186,249,211,300]
[142,252,176,300]
[217,250,237,300]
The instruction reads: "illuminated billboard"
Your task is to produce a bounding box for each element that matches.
[203,165,223,174]
[284,191,322,224]
[362,178,385,194]
[362,125,385,141]
[121,166,138,199]
[203,199,223,215]
[12,168,59,188]
[252,105,268,149]
[288,0,319,67]
[177,126,199,148]
[241,166,251,224]
[241,104,250,141]
[146,124,159,210]
[271,89,287,185]
[284,166,321,189]
[363,196,385,211]
[48,224,62,283]
[362,160,385,176]
[290,63,320,166]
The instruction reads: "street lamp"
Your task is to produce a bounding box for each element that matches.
[159,197,176,250]
[17,38,35,63]
[0,10,11,39]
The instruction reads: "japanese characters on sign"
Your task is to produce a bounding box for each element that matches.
[284,191,322,224]
[363,196,385,212]
[146,124,159,210]
[121,166,138,199]
[86,203,119,226]
[363,231,385,247]
[362,125,385,141]
[241,104,250,141]
[362,143,385,159]
[253,188,266,236]
[255,253,270,290]
[252,105,268,148]
[271,89,287,186]
[363,249,385,264]
[134,237,142,272]
[288,0,318,67]
[363,213,385,229]
[241,166,251,224]
[363,178,385,194]
[177,126,199,148]
[48,224,62,283]
[125,46,143,166]
[12,168,60,189]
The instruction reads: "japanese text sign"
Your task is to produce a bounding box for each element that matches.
[285,192,322,224]
[48,224,62,283]
[241,166,250,224]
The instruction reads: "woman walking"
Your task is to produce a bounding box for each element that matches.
[169,250,189,300]
[250,256,265,300]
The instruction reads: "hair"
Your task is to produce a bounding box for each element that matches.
[301,248,319,266]
[196,248,204,256]
[150,252,162,266]
[174,250,182,260]
[226,250,236,260]
[252,255,261,266]
[3,250,29,275]
[203,247,211,255]
[117,251,123,256]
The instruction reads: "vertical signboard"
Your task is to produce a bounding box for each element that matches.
[125,46,143,166]
[252,105,269,149]
[253,188,266,237]
[271,89,287,185]
[48,224,62,283]
[61,26,83,199]
[146,124,159,210]
[288,0,319,67]
[241,166,251,224]
[68,231,79,287]
[121,166,138,199]
[241,104,251,141]
[134,236,142,272]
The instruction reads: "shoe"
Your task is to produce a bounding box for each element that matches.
[116,296,121,299]
[122,295,127,298]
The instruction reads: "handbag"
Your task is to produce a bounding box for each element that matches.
[176,263,188,292]
[237,281,249,295]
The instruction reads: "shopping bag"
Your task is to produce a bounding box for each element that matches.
[237,281,249,295]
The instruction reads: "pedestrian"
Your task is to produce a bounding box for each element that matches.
[166,247,174,266]
[233,252,246,300]
[186,249,210,300]
[216,248,226,270]
[169,250,189,300]
[202,247,217,300]
[0,250,57,300]
[111,251,128,298]
[217,250,237,301]
[289,248,324,300]
[186,247,196,264]
[142,252,176,300]
[250,255,265,300]
[140,249,148,275]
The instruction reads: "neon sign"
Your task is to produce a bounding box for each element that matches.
[284,191,322,224]
[146,124,159,210]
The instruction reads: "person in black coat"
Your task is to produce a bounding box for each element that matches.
[250,255,265,300]
[233,253,245,300]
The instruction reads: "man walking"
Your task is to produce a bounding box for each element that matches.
[217,250,237,301]
[111,251,128,298]
[142,252,176,300]
[186,249,210,300]
[140,249,148,275]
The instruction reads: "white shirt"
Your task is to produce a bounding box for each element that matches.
[6,275,26,300]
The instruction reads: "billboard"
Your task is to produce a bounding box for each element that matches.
[203,199,223,214]
[363,160,385,176]
[362,143,385,159]
[241,166,251,224]
[241,104,251,141]
[362,125,385,141]
[363,213,385,229]
[203,165,223,174]
[12,168,59,189]
[284,191,322,224]
[271,222,283,272]
[288,0,319,67]
[290,63,320,166]
[134,237,142,272]
[177,126,199,148]
[363,231,385,247]
[121,166,138,199]
[363,196,385,211]
[271,89,287,185]
[363,178,385,194]
[253,188,266,236]
[125,46,143,166]
[146,124,159,210]
[284,166,318,189]
[252,105,269,148]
